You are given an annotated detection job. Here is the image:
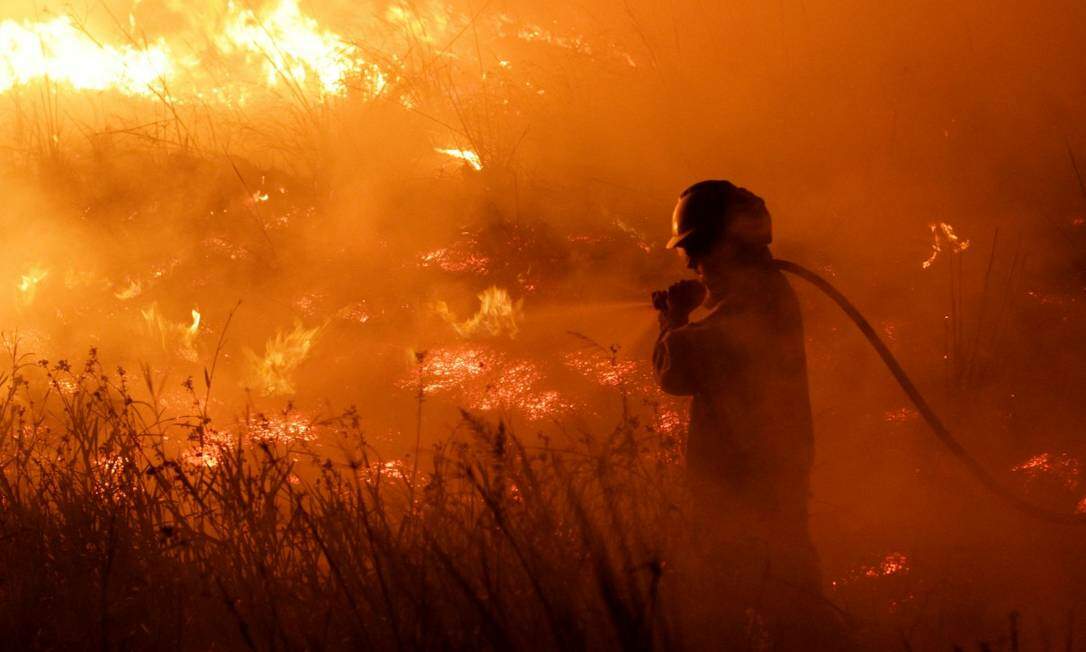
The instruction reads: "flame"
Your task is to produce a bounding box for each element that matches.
[436,286,523,338]
[114,279,143,300]
[0,0,385,102]
[498,15,637,67]
[385,2,454,44]
[435,148,483,171]
[189,309,202,336]
[0,15,172,97]
[16,266,49,305]
[141,303,202,361]
[243,321,320,396]
[921,222,971,269]
[336,301,371,323]
[218,0,380,99]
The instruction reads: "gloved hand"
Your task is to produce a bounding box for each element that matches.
[653,279,706,328]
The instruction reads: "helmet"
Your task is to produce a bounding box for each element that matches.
[667,180,773,251]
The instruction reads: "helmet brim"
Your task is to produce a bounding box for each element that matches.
[666,230,694,250]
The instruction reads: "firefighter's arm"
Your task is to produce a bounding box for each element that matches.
[651,280,708,395]
[653,324,701,396]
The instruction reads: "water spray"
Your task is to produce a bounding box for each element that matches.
[771,259,1086,526]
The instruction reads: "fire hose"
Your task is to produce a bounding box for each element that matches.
[772,259,1086,526]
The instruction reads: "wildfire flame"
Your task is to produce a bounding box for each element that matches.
[0,0,385,103]
[244,321,321,396]
[114,279,143,300]
[189,309,202,336]
[0,15,172,97]
[218,0,382,100]
[16,266,49,306]
[140,303,202,361]
[435,148,483,171]
[921,222,971,269]
[436,286,523,338]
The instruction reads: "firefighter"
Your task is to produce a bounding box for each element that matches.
[653,180,839,649]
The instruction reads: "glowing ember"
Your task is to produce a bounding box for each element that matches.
[473,360,572,421]
[92,453,128,500]
[244,322,321,396]
[0,15,172,97]
[203,236,251,261]
[878,553,909,576]
[49,376,79,397]
[435,148,483,171]
[436,287,523,338]
[419,246,491,274]
[831,552,910,589]
[921,222,971,269]
[407,345,495,394]
[250,413,316,445]
[883,407,918,422]
[180,428,235,470]
[1012,452,1080,490]
[565,347,689,434]
[1025,290,1076,307]
[653,406,687,437]
[563,350,638,387]
[403,345,571,421]
[363,459,412,484]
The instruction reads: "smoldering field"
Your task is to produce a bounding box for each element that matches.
[0,0,1084,649]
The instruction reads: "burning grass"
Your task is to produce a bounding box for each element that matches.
[0,346,694,649]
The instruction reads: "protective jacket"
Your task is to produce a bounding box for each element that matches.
[653,264,815,539]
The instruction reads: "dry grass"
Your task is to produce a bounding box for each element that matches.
[0,345,689,650]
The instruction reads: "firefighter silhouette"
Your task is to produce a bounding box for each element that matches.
[653,180,845,649]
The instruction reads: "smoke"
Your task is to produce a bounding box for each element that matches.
[0,0,1084,644]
